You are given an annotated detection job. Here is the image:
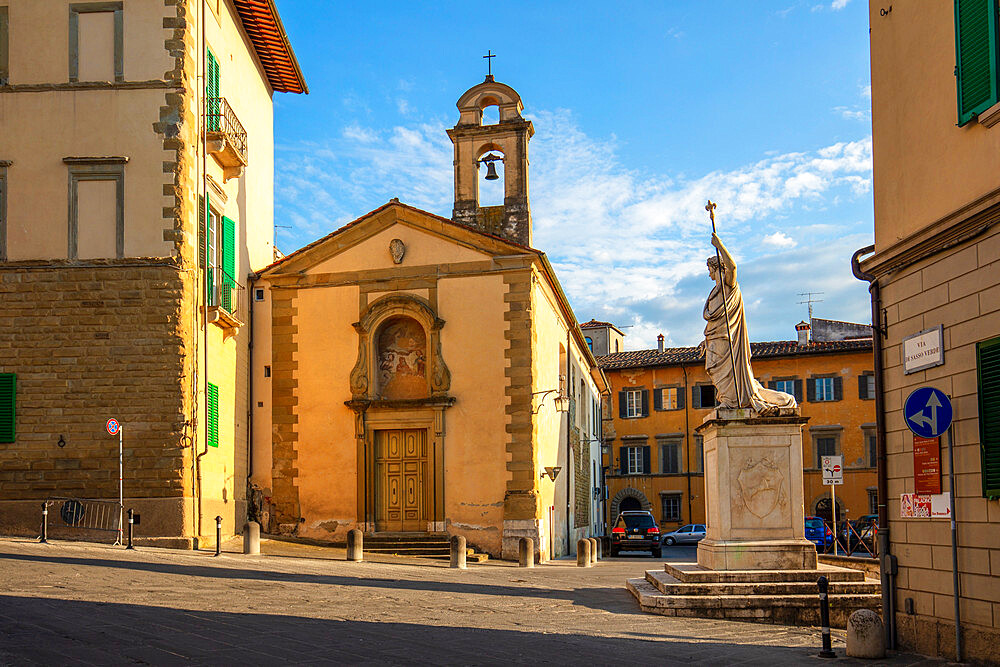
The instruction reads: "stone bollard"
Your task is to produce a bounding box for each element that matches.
[577,538,592,567]
[588,537,599,564]
[593,537,602,560]
[846,609,885,659]
[518,537,534,568]
[243,521,260,555]
[450,535,467,569]
[347,528,363,562]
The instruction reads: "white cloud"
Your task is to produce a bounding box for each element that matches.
[763,231,797,248]
[861,84,872,99]
[834,106,870,121]
[831,0,850,9]
[275,111,873,350]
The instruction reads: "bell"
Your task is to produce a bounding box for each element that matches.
[484,160,499,181]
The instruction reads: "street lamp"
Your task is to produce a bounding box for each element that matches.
[531,389,569,414]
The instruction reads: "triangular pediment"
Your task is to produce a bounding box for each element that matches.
[261,201,535,276]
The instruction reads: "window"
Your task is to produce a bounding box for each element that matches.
[660,439,681,474]
[585,336,593,353]
[977,336,1000,497]
[207,49,221,131]
[769,378,803,402]
[0,160,7,261]
[867,489,879,515]
[64,157,126,260]
[619,444,650,475]
[692,384,716,409]
[808,376,842,402]
[263,365,271,378]
[200,194,236,310]
[206,382,219,447]
[69,2,123,83]
[254,288,265,302]
[615,340,620,353]
[694,435,704,473]
[654,386,684,411]
[0,6,8,85]
[816,436,838,467]
[0,373,15,443]
[619,388,648,418]
[955,0,999,126]
[864,430,877,468]
[859,373,875,400]
[661,494,682,522]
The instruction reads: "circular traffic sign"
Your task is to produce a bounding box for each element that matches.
[904,387,952,438]
[106,418,120,436]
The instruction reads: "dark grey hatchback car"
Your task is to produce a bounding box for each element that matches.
[609,510,662,557]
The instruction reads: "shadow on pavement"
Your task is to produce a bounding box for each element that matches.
[0,595,824,666]
[0,551,641,616]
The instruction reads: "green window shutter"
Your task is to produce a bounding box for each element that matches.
[207,382,219,448]
[955,0,999,126]
[0,373,15,443]
[199,194,208,269]
[207,50,221,131]
[222,216,235,280]
[977,336,1000,497]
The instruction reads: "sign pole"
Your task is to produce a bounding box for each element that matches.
[946,419,961,662]
[832,482,838,556]
[117,425,123,546]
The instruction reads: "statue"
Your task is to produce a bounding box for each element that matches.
[703,202,796,415]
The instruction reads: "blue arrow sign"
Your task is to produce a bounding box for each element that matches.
[904,387,953,438]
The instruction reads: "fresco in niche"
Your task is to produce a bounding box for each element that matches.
[376,316,428,399]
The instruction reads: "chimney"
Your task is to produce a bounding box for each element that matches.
[657,333,664,353]
[796,321,811,346]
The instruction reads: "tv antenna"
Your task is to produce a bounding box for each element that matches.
[798,292,824,321]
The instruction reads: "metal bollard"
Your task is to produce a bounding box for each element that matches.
[577,538,591,567]
[347,528,363,562]
[214,515,223,557]
[817,576,836,658]
[450,535,467,569]
[39,502,48,544]
[243,521,260,555]
[126,509,135,550]
[518,537,534,568]
[588,537,598,564]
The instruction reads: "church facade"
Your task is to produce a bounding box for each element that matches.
[250,78,608,560]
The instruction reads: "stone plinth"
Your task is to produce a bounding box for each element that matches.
[696,410,816,571]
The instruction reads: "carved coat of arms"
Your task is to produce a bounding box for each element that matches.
[736,457,786,519]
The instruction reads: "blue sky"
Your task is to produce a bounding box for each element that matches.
[272,0,874,349]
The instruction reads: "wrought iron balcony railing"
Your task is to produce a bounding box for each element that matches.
[208,266,246,328]
[206,97,248,165]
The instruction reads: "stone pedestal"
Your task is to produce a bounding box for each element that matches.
[696,409,816,571]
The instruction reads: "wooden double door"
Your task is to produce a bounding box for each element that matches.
[374,429,427,532]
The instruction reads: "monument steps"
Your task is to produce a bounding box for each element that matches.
[645,569,880,596]
[664,561,867,583]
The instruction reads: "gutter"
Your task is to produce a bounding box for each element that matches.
[852,244,896,651]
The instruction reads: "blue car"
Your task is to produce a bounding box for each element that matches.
[805,515,833,553]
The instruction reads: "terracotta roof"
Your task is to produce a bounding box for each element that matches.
[598,338,873,370]
[232,0,307,94]
[260,199,534,274]
[580,319,614,328]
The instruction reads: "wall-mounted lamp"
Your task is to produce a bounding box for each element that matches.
[540,466,562,481]
[531,389,570,414]
[57,435,66,448]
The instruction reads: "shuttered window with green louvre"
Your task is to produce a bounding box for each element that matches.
[207,50,221,131]
[207,382,219,448]
[221,216,236,312]
[0,374,14,443]
[978,336,1000,497]
[955,0,999,126]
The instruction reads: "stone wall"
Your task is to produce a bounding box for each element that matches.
[0,262,190,531]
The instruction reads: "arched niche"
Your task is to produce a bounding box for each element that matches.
[350,294,451,401]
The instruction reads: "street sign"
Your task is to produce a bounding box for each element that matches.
[904,387,953,438]
[822,455,843,486]
[106,418,120,436]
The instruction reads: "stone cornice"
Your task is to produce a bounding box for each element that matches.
[0,79,180,94]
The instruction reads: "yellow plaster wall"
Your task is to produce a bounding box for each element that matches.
[869,2,1000,249]
[438,274,508,552]
[310,224,491,275]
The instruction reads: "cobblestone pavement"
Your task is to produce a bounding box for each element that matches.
[0,538,944,666]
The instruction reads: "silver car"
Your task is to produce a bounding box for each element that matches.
[662,523,706,546]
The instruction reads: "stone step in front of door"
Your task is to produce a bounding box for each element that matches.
[645,569,881,597]
[664,561,867,583]
[627,576,881,628]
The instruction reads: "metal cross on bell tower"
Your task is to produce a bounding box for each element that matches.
[483,50,496,81]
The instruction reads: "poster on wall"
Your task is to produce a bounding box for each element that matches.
[913,435,942,494]
[900,492,951,518]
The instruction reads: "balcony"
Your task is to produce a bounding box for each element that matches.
[206,97,248,182]
[208,267,246,336]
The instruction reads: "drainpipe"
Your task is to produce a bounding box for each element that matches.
[682,364,692,524]
[247,275,255,496]
[852,244,896,650]
[565,328,572,557]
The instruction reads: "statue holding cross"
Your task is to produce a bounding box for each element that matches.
[702,200,797,415]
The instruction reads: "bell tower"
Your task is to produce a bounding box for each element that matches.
[447,76,535,246]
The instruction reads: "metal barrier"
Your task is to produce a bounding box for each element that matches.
[40,497,123,544]
[821,517,878,557]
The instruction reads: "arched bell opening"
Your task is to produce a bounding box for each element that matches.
[479,99,500,126]
[477,146,505,208]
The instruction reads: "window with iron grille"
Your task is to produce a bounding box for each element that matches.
[661,494,682,522]
[868,489,879,515]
